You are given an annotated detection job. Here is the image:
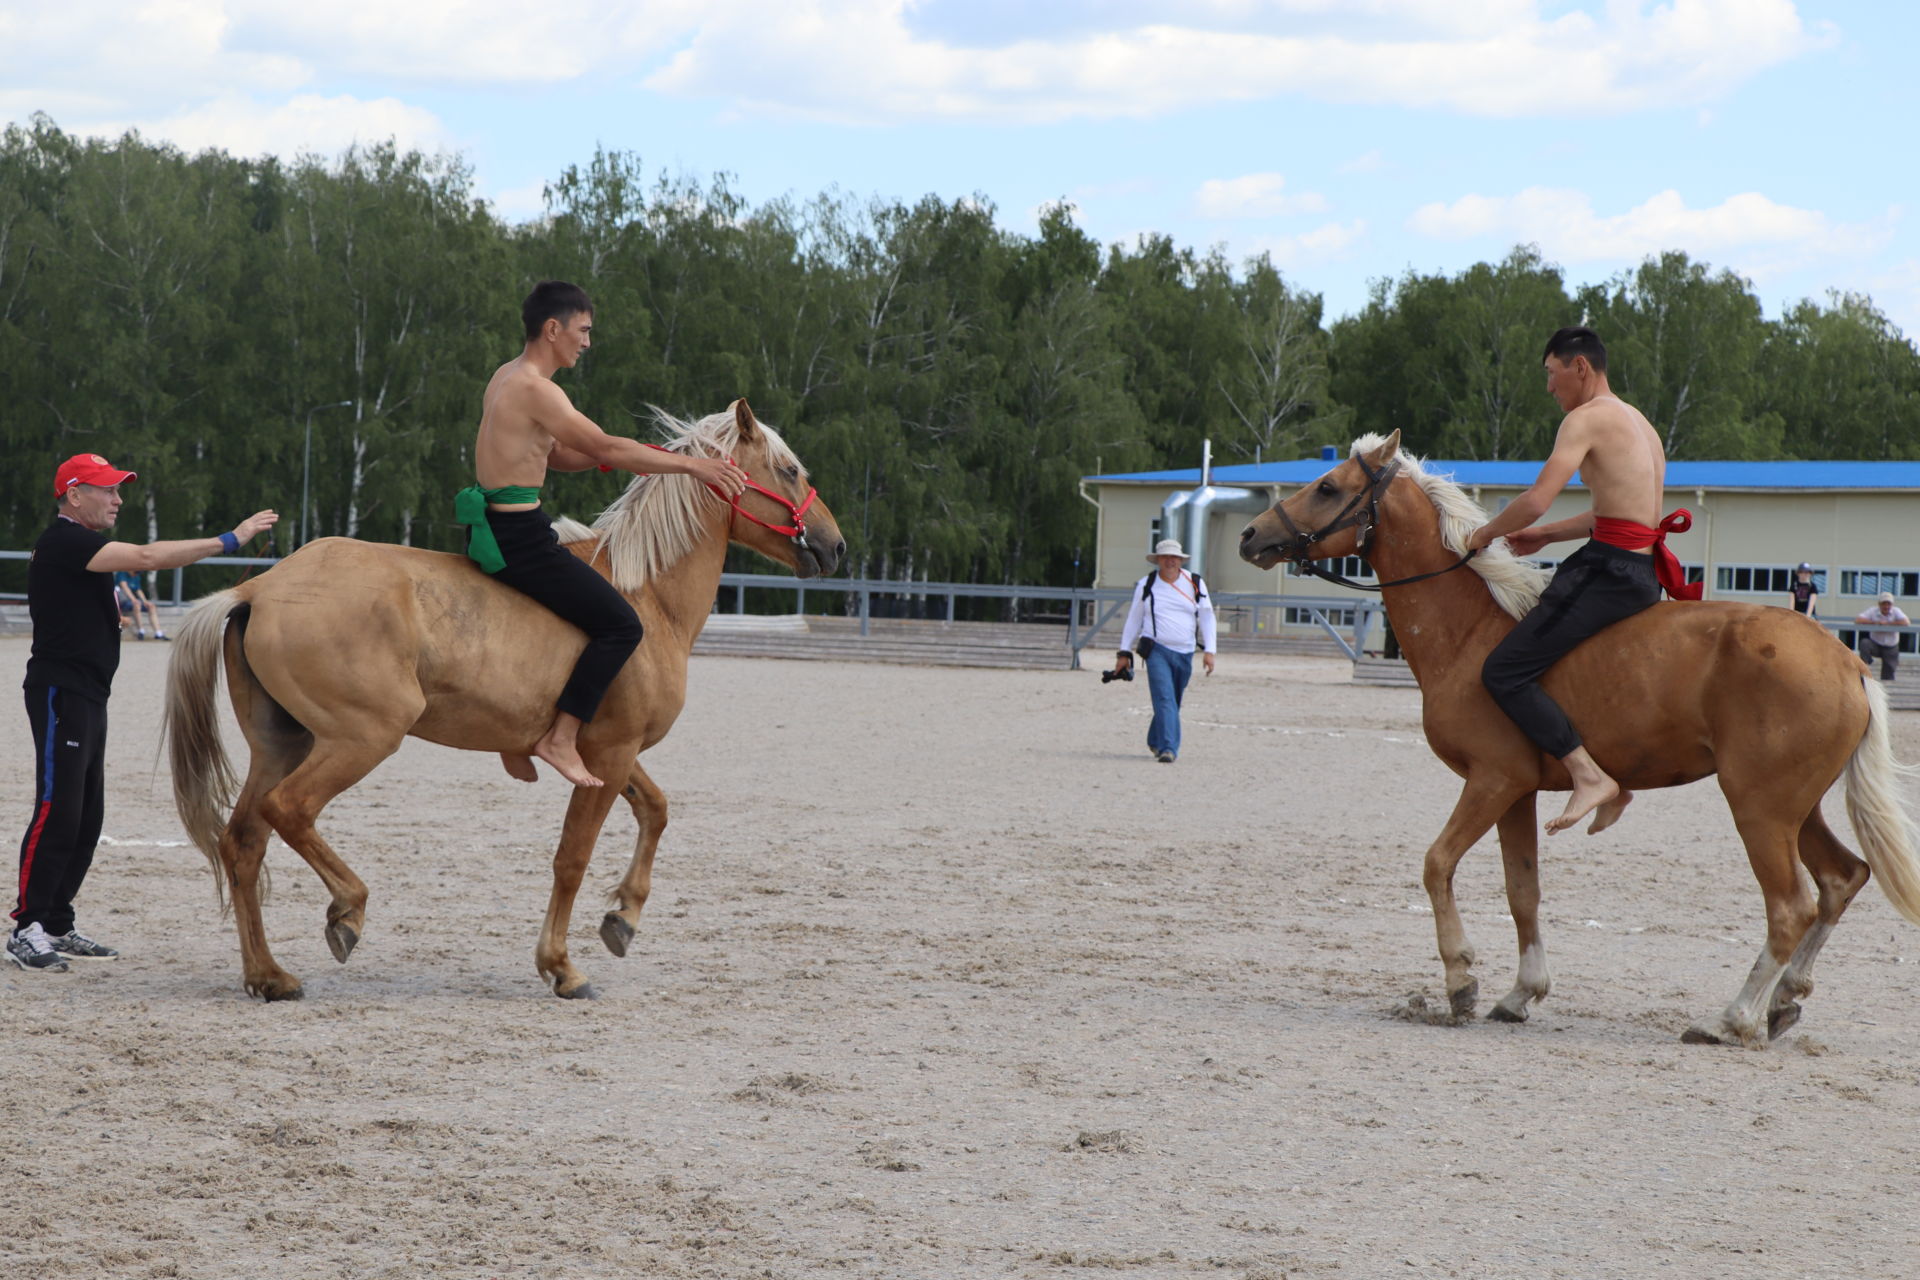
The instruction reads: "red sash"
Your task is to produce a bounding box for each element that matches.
[1592,511,1702,601]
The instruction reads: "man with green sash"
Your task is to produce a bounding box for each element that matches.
[462,281,746,788]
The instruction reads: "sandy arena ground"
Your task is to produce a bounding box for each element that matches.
[4,636,1920,1279]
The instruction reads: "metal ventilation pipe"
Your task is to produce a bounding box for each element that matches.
[1158,439,1270,581]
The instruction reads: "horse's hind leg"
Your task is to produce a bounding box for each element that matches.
[221,735,312,1001]
[1767,806,1872,1039]
[219,651,315,1000]
[600,759,666,959]
[1683,793,1817,1047]
[1489,793,1552,1022]
[1424,780,1527,1018]
[258,730,407,976]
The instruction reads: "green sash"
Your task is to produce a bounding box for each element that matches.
[454,484,541,574]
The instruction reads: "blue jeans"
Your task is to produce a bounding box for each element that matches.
[1145,646,1193,758]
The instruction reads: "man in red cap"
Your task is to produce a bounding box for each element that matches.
[9,454,276,973]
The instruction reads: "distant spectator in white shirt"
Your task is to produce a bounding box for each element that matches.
[1854,591,1910,682]
[1114,539,1218,763]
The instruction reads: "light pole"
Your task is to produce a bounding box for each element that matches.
[302,400,353,548]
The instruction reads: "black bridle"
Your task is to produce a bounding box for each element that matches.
[1268,453,1477,592]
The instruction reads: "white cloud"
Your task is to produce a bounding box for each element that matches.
[1407,187,1891,268]
[110,93,449,160]
[644,0,1822,123]
[1338,149,1384,175]
[1245,219,1368,269]
[1193,173,1327,219]
[489,180,553,221]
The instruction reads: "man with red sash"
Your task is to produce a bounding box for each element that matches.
[1466,326,1700,836]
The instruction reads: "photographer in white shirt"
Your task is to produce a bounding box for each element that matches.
[1113,539,1217,763]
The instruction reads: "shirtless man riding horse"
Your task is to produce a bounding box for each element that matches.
[1465,326,1701,835]
[458,281,748,788]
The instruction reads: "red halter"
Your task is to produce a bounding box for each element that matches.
[632,443,819,547]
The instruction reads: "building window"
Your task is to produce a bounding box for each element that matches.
[1839,569,1920,597]
[1714,564,1803,594]
[1837,628,1919,654]
[1286,606,1357,627]
[1286,556,1375,581]
[1147,518,1162,553]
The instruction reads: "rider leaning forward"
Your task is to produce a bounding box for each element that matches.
[459,281,747,789]
[1465,326,1702,836]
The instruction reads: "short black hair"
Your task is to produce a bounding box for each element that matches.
[522,280,594,341]
[1543,326,1606,374]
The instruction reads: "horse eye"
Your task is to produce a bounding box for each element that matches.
[1317,481,1338,497]
[782,466,800,481]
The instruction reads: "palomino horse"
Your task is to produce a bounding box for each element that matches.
[1239,431,1920,1045]
[164,400,842,1000]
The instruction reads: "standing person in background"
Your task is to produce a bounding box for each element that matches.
[1788,563,1819,617]
[112,570,167,640]
[1112,538,1217,763]
[1854,591,1909,682]
[10,453,277,973]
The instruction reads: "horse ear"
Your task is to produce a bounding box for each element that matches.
[732,398,761,443]
[1364,430,1401,467]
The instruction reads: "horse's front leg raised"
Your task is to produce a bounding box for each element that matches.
[1424,779,1527,1018]
[599,759,666,959]
[1489,792,1551,1022]
[536,748,629,999]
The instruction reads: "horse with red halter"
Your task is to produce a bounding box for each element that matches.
[164,400,841,1001]
[1240,431,1920,1045]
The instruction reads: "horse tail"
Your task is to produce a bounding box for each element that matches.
[1843,677,1920,927]
[163,589,244,908]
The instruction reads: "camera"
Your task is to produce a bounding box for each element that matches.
[1101,666,1134,683]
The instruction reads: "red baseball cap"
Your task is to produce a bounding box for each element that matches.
[54,453,137,497]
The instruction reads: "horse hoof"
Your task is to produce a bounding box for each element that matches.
[325,922,359,964]
[600,913,634,958]
[556,981,598,1001]
[1680,1024,1728,1045]
[1448,981,1479,1018]
[1487,1003,1527,1023]
[1768,1002,1803,1040]
[249,980,305,1002]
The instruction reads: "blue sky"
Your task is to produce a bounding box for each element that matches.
[3,1,1913,334]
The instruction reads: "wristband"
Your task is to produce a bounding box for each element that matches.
[218,531,240,555]
[598,465,613,473]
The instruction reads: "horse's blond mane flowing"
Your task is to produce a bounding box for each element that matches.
[1349,433,1548,620]
[555,408,799,592]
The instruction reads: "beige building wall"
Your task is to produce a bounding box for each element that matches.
[1093,477,1920,640]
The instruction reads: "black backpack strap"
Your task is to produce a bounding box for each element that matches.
[1140,574,1157,634]
[1190,572,1205,601]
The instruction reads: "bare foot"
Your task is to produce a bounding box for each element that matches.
[499,753,538,783]
[533,737,603,788]
[1587,789,1633,835]
[1547,774,1620,835]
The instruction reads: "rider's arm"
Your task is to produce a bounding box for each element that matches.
[546,440,601,473]
[532,383,744,489]
[1115,586,1149,665]
[1467,419,1589,550]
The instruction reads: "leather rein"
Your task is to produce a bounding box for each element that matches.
[1270,454,1477,592]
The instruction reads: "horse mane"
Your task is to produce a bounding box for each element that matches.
[1350,433,1548,620]
[553,407,800,592]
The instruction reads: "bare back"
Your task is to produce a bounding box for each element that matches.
[1561,395,1665,530]
[474,357,568,506]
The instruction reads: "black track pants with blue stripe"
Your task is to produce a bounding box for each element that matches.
[14,685,107,937]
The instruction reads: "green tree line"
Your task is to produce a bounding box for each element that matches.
[4,117,1916,589]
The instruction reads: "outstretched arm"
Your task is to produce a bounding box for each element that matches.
[86,510,279,573]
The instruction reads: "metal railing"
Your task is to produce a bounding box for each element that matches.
[0,551,1387,667]
[710,572,1387,666]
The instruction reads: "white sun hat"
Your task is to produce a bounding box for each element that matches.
[1147,539,1191,562]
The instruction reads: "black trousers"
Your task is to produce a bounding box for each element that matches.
[486,508,643,723]
[14,685,107,936]
[1481,540,1660,759]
